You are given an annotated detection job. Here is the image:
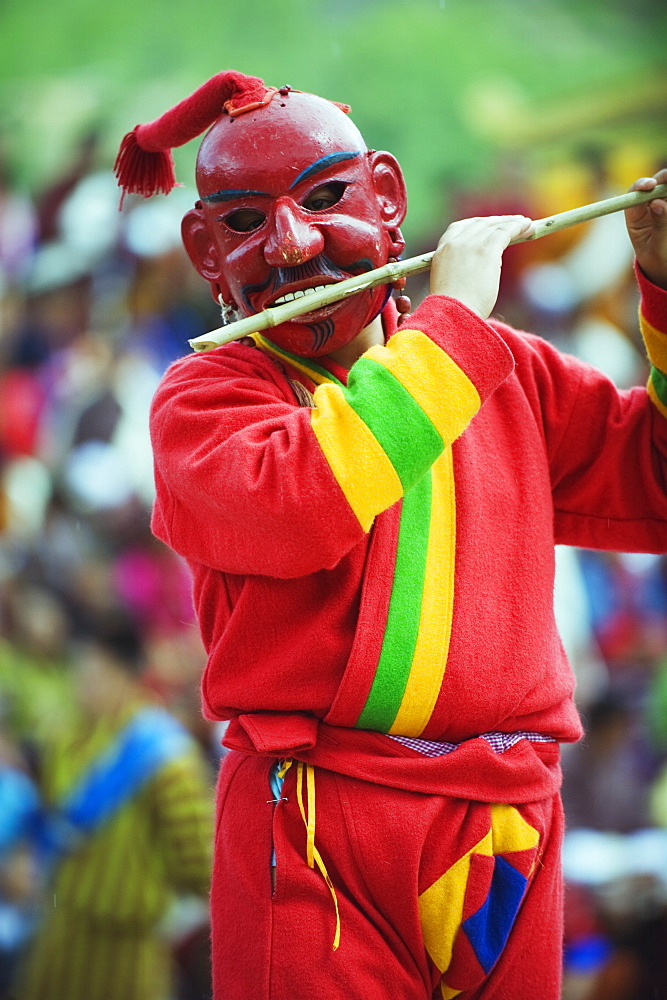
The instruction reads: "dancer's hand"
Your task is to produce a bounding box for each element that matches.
[429,214,534,319]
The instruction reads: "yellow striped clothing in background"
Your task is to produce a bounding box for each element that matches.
[15,703,214,1000]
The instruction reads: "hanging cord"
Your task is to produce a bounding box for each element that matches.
[277,760,340,951]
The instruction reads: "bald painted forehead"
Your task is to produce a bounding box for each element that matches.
[195,91,369,199]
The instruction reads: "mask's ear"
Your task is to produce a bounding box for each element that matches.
[181,205,231,303]
[367,151,408,256]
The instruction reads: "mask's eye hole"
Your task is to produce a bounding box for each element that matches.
[223,209,266,233]
[302,181,348,212]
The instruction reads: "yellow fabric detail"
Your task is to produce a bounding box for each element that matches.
[277,759,293,780]
[441,985,462,1000]
[648,379,667,420]
[418,831,492,973]
[296,762,341,951]
[640,312,667,375]
[364,329,481,442]
[490,804,540,854]
[252,334,332,386]
[473,829,494,857]
[297,760,316,869]
[389,447,456,736]
[311,383,403,531]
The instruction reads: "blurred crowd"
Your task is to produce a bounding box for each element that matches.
[0,132,221,1000]
[0,129,666,998]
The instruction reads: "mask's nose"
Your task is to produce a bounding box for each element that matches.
[263,199,325,268]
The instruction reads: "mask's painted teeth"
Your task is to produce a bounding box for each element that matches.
[270,284,329,307]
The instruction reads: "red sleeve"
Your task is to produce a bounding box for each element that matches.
[150,344,366,578]
[498,270,667,553]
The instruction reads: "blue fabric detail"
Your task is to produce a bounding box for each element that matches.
[0,768,41,855]
[47,708,191,854]
[268,762,286,868]
[462,856,528,974]
[269,762,285,802]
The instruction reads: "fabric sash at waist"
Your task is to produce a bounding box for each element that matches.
[222,712,561,804]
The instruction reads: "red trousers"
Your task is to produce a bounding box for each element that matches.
[212,751,564,1000]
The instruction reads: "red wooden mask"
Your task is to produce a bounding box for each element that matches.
[183,91,407,356]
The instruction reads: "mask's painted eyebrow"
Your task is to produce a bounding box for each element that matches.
[201,189,270,204]
[289,151,360,190]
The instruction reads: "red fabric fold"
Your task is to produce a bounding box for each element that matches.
[222,713,561,804]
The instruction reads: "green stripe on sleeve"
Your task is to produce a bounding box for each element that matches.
[651,365,667,409]
[355,471,432,732]
[346,357,444,490]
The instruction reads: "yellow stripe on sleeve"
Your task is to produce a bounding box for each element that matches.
[310,382,403,531]
[389,448,456,736]
[641,312,667,375]
[364,329,482,442]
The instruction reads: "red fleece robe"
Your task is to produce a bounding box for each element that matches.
[151,269,667,749]
[149,268,667,999]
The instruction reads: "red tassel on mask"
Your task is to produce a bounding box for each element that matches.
[113,71,273,205]
[113,70,352,207]
[114,127,177,204]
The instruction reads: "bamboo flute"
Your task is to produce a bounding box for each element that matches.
[189,182,667,352]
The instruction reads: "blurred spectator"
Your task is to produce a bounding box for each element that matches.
[35,131,101,245]
[553,544,609,712]
[577,551,667,673]
[0,580,78,771]
[12,619,214,1000]
[562,693,654,833]
[0,737,42,998]
[0,150,36,290]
